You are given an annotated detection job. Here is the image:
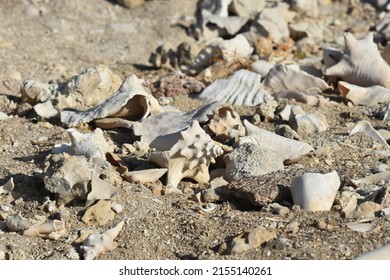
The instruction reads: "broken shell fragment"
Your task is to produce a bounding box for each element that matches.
[23,220,66,240]
[80,221,124,260]
[290,170,340,211]
[122,168,167,183]
[197,69,272,106]
[351,171,390,187]
[338,81,390,106]
[0,177,14,194]
[33,100,59,119]
[324,32,390,88]
[349,120,390,149]
[354,244,390,260]
[60,75,164,127]
[239,120,314,163]
[289,106,328,135]
[147,121,224,188]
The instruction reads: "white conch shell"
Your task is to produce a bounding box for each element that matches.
[354,244,390,260]
[197,69,272,106]
[264,64,330,94]
[239,120,314,163]
[148,121,224,188]
[23,220,66,240]
[80,221,124,260]
[349,120,390,148]
[290,170,340,211]
[324,32,390,87]
[61,75,164,127]
[0,177,14,194]
[338,81,390,106]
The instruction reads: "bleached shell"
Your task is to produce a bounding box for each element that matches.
[0,177,14,194]
[67,128,113,160]
[33,100,59,119]
[290,170,340,211]
[148,121,224,188]
[122,168,167,183]
[23,220,66,240]
[324,32,390,88]
[86,171,118,207]
[351,171,390,187]
[250,60,275,77]
[239,120,314,163]
[133,101,224,148]
[206,107,245,141]
[338,81,390,106]
[349,120,390,148]
[197,69,272,106]
[81,221,124,260]
[264,64,330,94]
[60,75,164,127]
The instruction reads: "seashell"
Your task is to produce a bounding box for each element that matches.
[264,64,330,95]
[0,177,14,194]
[80,220,124,260]
[324,32,390,88]
[86,172,118,207]
[21,80,58,104]
[122,168,167,183]
[60,75,164,127]
[33,100,59,119]
[290,170,340,211]
[383,102,390,120]
[289,106,328,135]
[195,203,218,213]
[197,69,272,106]
[346,220,377,233]
[93,117,134,129]
[147,121,224,188]
[351,171,390,187]
[250,5,291,43]
[250,60,275,77]
[354,244,390,260]
[67,128,113,160]
[205,106,245,143]
[133,101,224,148]
[23,220,66,240]
[349,120,390,149]
[188,34,253,75]
[229,0,266,17]
[239,120,314,163]
[338,81,390,106]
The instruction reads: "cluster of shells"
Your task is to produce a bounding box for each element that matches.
[1,0,390,259]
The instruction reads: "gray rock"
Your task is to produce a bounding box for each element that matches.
[224,142,284,181]
[289,106,328,136]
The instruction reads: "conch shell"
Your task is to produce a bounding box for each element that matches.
[23,220,66,240]
[338,81,390,106]
[324,32,390,88]
[80,221,124,260]
[61,75,164,127]
[147,121,224,188]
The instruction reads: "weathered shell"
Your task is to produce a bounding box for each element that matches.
[122,168,168,183]
[60,75,164,127]
[147,121,224,188]
[0,177,14,194]
[132,101,224,148]
[80,221,124,260]
[354,244,390,260]
[197,69,272,106]
[289,106,328,135]
[264,64,330,95]
[338,81,390,106]
[384,103,390,120]
[324,32,390,88]
[239,120,314,163]
[349,120,390,148]
[351,171,390,187]
[290,170,340,211]
[23,220,66,240]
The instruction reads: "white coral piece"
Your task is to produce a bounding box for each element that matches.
[148,121,224,188]
[81,221,124,260]
[324,32,390,88]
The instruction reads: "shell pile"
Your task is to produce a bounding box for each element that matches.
[2,0,390,260]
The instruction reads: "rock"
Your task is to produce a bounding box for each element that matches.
[267,203,290,216]
[221,227,276,254]
[353,201,383,219]
[255,99,278,122]
[377,187,390,208]
[334,191,358,218]
[290,170,340,211]
[66,248,80,260]
[5,213,45,232]
[289,106,328,136]
[202,177,229,203]
[0,250,5,260]
[224,142,285,181]
[275,124,300,140]
[314,219,334,231]
[81,200,116,226]
[382,207,390,216]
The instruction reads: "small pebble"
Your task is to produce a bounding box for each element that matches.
[66,248,80,260]
[1,204,11,212]
[111,202,124,213]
